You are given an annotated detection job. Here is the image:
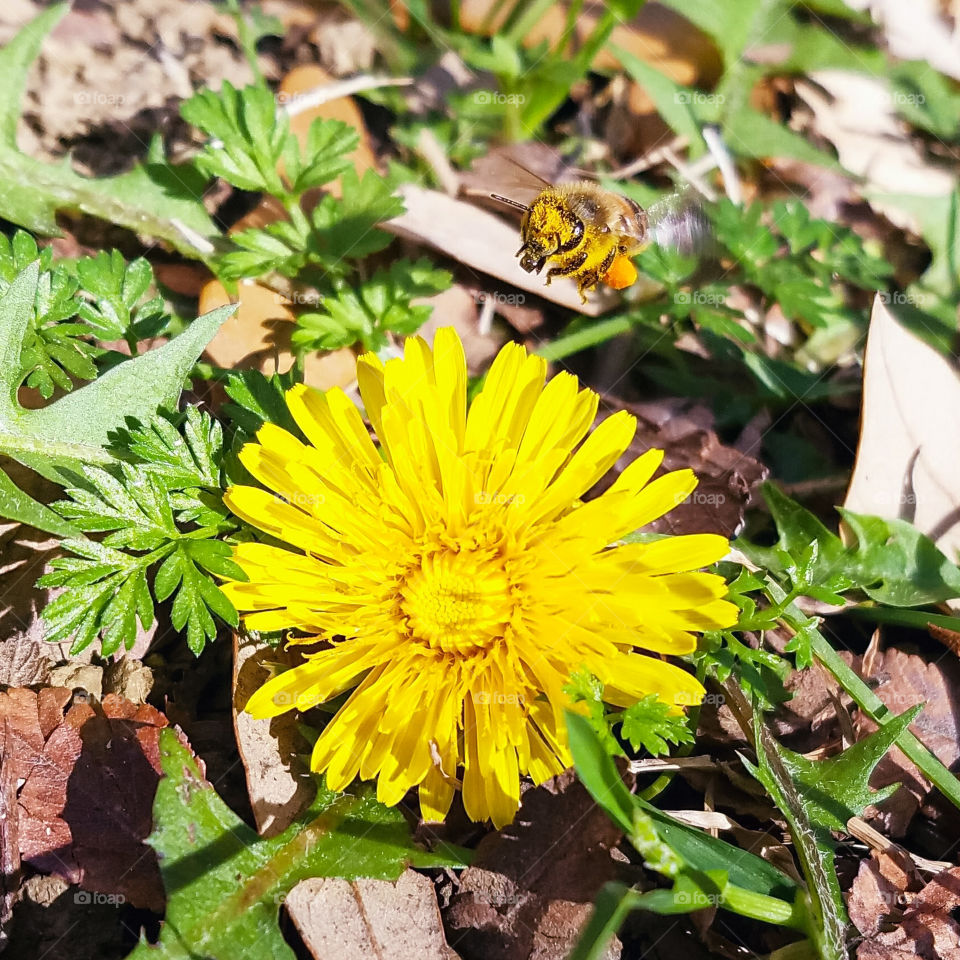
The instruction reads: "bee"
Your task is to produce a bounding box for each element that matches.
[488,163,710,303]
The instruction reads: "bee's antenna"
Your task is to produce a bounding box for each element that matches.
[490,194,531,212]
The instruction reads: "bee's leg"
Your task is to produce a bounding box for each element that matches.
[576,270,601,303]
[544,251,587,286]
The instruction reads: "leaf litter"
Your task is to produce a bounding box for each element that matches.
[4,0,960,958]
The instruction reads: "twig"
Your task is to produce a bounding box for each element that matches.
[846,816,953,875]
[627,755,721,774]
[601,135,690,179]
[414,127,461,196]
[662,146,718,202]
[281,75,414,118]
[702,124,743,205]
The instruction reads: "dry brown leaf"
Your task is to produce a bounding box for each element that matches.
[232,634,314,837]
[0,727,20,949]
[285,869,460,960]
[844,297,960,577]
[857,867,960,959]
[848,854,912,939]
[0,688,193,910]
[795,73,955,233]
[854,647,960,836]
[199,279,360,390]
[445,770,623,960]
[593,396,768,538]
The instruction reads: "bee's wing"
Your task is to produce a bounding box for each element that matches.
[466,154,553,210]
[646,191,714,258]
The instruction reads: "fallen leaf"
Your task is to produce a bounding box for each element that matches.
[0,687,190,910]
[444,770,624,960]
[844,297,960,577]
[795,72,955,233]
[857,867,960,959]
[233,634,314,837]
[285,869,460,960]
[848,853,916,939]
[845,0,960,83]
[0,734,20,949]
[199,279,360,390]
[594,396,768,538]
[854,647,960,836]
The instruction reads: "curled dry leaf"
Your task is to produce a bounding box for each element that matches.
[233,634,314,837]
[0,687,194,911]
[844,297,960,587]
[444,770,624,960]
[845,0,960,83]
[594,396,768,538]
[854,647,960,836]
[285,869,460,960]
[856,867,960,960]
[795,72,955,233]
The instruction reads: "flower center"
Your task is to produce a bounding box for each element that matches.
[400,549,512,654]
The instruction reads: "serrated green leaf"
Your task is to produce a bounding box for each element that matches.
[737,483,960,607]
[0,7,218,256]
[292,258,450,352]
[766,706,920,831]
[125,729,466,960]
[0,465,80,536]
[0,262,236,482]
[309,168,406,265]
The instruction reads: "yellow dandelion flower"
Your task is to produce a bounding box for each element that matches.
[222,328,737,828]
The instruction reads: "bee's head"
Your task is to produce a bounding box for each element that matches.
[516,193,584,274]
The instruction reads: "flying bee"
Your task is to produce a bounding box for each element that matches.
[487,162,710,303]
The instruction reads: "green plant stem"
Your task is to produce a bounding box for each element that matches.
[504,0,556,44]
[843,602,960,634]
[562,0,586,54]
[808,627,960,811]
[720,884,807,929]
[224,0,265,88]
[638,658,708,802]
[535,317,633,361]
